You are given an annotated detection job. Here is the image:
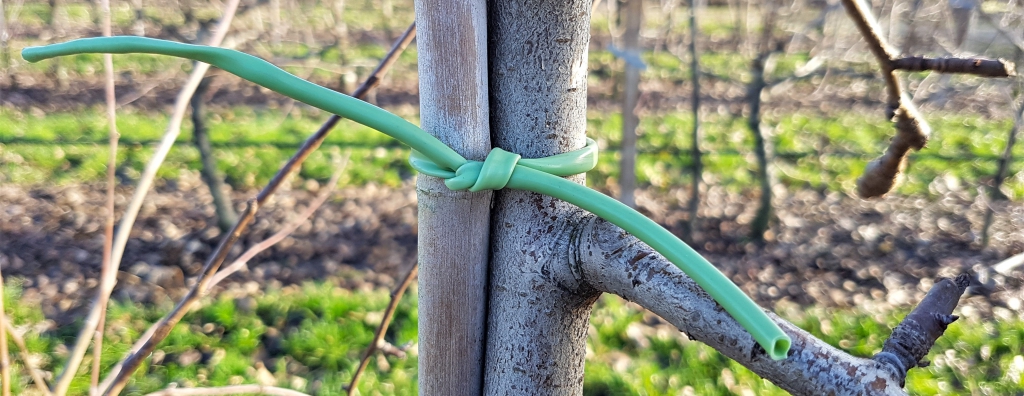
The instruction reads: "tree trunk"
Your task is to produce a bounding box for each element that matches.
[1,0,9,90]
[684,0,702,244]
[412,0,963,392]
[748,2,778,242]
[483,0,599,392]
[190,76,238,233]
[414,0,491,393]
[981,96,1023,245]
[618,0,641,208]
[48,0,68,90]
[748,52,772,241]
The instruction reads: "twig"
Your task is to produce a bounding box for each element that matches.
[993,252,1024,275]
[99,22,418,396]
[0,267,10,396]
[840,0,930,199]
[891,56,1015,77]
[873,274,970,386]
[92,0,119,392]
[51,0,243,394]
[346,265,418,395]
[142,385,310,396]
[101,198,259,396]
[206,153,350,292]
[3,322,51,396]
[840,0,1013,198]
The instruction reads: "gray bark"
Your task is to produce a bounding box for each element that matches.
[576,217,909,395]
[618,0,641,208]
[459,0,958,393]
[483,0,598,392]
[414,0,492,393]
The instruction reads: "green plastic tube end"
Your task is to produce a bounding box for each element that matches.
[21,46,48,63]
[768,336,791,361]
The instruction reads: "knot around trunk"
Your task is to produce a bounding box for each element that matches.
[409,138,599,192]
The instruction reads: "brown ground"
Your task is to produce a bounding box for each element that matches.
[2,172,1022,326]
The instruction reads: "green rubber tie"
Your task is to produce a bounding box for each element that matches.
[22,37,791,360]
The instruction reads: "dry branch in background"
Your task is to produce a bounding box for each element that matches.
[891,56,1015,77]
[92,0,119,392]
[99,23,417,395]
[346,265,418,395]
[840,0,1014,198]
[207,153,349,291]
[3,322,50,396]
[52,0,243,394]
[0,269,10,396]
[101,198,260,396]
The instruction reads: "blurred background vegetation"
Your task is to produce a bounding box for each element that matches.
[1,0,1023,394]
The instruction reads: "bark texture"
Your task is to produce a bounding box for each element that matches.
[414,0,492,394]
[576,217,909,395]
[483,0,599,392]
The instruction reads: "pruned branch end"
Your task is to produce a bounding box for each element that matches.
[874,274,970,386]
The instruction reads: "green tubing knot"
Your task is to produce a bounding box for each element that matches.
[21,37,793,360]
[409,138,599,192]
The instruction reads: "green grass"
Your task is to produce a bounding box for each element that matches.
[2,106,1021,198]
[1,280,1021,395]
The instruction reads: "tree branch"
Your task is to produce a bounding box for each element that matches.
[206,153,349,292]
[839,0,930,199]
[93,0,119,391]
[3,321,51,396]
[891,56,1015,77]
[873,274,968,386]
[575,216,964,395]
[52,1,242,394]
[346,264,418,395]
[97,23,417,396]
[0,268,9,396]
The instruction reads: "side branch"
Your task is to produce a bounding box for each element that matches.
[891,56,1015,77]
[840,0,930,198]
[874,274,969,386]
[97,24,417,395]
[574,216,964,395]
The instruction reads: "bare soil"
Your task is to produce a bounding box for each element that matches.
[2,173,1022,326]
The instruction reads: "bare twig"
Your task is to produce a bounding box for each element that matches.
[0,268,10,396]
[102,198,259,396]
[99,22,418,395]
[92,0,119,393]
[3,322,50,396]
[142,385,310,396]
[840,0,1013,198]
[51,0,243,394]
[891,56,1015,77]
[873,274,970,386]
[346,265,418,395]
[993,251,1024,275]
[840,0,931,199]
[206,153,350,292]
